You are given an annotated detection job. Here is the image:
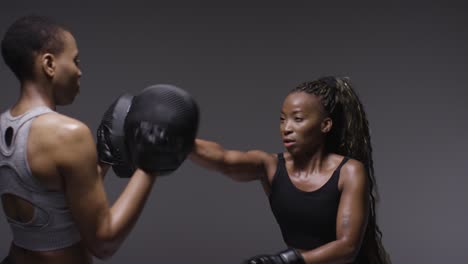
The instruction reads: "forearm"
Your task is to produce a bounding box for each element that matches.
[190,139,267,182]
[95,170,156,258]
[300,240,359,264]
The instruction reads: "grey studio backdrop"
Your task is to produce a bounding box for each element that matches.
[0,2,467,264]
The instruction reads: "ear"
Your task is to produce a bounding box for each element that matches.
[321,117,333,133]
[41,53,56,78]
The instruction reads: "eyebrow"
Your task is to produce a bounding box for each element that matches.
[280,110,304,115]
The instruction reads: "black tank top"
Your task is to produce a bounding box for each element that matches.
[269,153,349,250]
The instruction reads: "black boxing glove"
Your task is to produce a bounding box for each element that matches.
[124,84,199,175]
[97,93,136,178]
[243,249,305,264]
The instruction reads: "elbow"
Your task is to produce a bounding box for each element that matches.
[90,242,120,260]
[87,231,121,260]
[341,243,360,263]
[89,240,119,260]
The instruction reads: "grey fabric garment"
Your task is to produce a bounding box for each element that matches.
[0,107,80,251]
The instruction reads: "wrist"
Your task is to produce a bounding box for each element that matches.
[135,168,159,180]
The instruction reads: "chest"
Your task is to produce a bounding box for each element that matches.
[288,172,336,192]
[269,169,341,226]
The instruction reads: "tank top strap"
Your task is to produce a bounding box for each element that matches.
[276,153,286,173]
[270,153,286,191]
[336,157,349,172]
[4,106,53,123]
[329,157,350,187]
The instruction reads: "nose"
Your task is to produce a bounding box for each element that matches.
[281,120,293,135]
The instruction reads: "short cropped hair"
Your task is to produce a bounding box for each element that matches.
[1,15,68,81]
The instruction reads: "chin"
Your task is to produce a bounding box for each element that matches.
[285,147,299,156]
[287,146,313,158]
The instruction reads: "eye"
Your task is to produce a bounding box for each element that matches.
[294,117,303,122]
[74,57,80,66]
[280,116,285,122]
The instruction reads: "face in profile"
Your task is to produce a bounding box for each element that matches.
[280,92,331,155]
[50,30,82,105]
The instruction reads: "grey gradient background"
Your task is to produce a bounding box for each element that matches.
[1,2,467,263]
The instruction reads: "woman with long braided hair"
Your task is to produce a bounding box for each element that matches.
[191,76,391,264]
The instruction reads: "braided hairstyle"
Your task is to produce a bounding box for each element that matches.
[291,76,391,264]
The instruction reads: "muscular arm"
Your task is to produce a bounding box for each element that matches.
[300,160,369,264]
[190,138,275,182]
[54,120,156,259]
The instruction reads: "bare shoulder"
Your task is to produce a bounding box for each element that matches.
[31,113,93,150]
[340,158,368,189]
[34,113,91,138]
[247,149,277,169]
[247,150,278,184]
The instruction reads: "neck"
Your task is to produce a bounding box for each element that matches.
[11,80,56,115]
[290,143,328,175]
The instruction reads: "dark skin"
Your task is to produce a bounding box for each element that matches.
[3,30,157,264]
[191,92,369,263]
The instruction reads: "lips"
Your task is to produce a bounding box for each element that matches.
[283,138,296,147]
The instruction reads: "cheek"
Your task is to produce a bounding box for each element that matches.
[54,62,67,79]
[57,59,74,73]
[298,122,323,139]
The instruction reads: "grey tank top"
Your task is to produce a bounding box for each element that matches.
[0,107,80,251]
